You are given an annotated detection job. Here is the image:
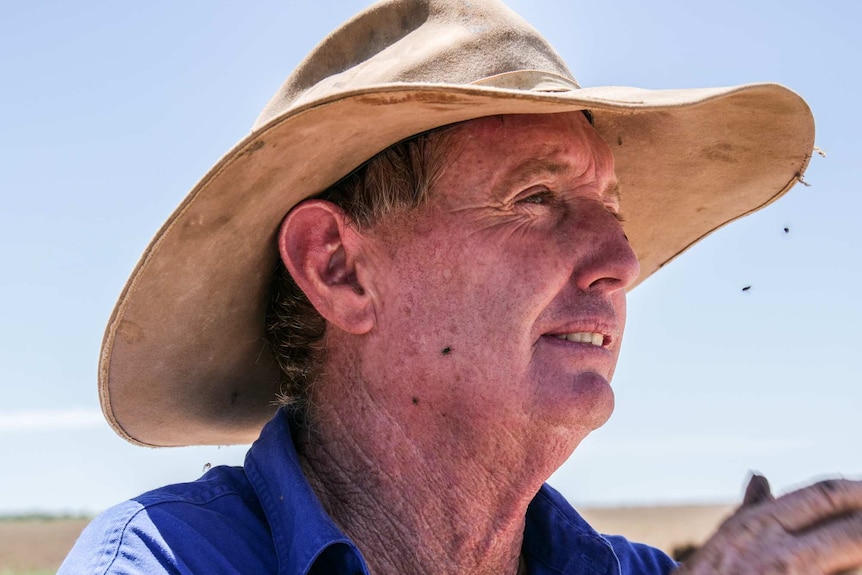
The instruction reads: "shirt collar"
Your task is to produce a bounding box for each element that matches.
[524,484,620,575]
[243,409,369,575]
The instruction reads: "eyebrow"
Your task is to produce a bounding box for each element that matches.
[506,158,569,181]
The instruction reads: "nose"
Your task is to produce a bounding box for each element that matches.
[570,204,640,292]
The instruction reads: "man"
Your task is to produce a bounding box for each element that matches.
[61,0,862,573]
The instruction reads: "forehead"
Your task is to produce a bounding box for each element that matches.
[440,112,618,201]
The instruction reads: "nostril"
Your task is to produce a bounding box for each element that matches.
[587,276,622,291]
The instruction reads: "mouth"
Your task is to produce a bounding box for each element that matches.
[549,331,609,348]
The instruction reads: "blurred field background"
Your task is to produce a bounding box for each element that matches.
[0,504,733,573]
[0,515,90,575]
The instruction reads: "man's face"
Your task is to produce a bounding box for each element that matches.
[358,112,639,452]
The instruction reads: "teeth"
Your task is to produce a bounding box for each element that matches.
[553,332,605,346]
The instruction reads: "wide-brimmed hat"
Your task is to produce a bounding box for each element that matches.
[100,0,814,447]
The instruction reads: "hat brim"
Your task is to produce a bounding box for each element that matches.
[100,81,813,446]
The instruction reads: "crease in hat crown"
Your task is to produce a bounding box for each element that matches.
[100,0,815,447]
[253,0,577,130]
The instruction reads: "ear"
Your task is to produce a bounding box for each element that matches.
[277,200,374,335]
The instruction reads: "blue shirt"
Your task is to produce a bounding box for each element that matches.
[60,410,678,574]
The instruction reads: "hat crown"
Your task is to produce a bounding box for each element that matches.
[254,0,575,130]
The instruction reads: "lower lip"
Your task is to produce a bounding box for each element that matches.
[537,335,616,379]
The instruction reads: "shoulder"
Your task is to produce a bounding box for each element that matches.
[58,466,276,575]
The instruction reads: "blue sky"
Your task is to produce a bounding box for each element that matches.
[1,0,859,514]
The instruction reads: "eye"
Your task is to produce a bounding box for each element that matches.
[516,188,554,205]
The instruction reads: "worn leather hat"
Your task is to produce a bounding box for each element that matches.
[100,0,814,446]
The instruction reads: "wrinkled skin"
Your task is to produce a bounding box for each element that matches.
[677,475,862,574]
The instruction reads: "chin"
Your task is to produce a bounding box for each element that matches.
[541,371,616,432]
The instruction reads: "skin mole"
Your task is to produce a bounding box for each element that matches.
[441,346,452,355]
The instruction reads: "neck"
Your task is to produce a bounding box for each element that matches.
[294,364,585,575]
[297,413,528,575]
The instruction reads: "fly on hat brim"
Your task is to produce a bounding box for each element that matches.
[100,0,814,447]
